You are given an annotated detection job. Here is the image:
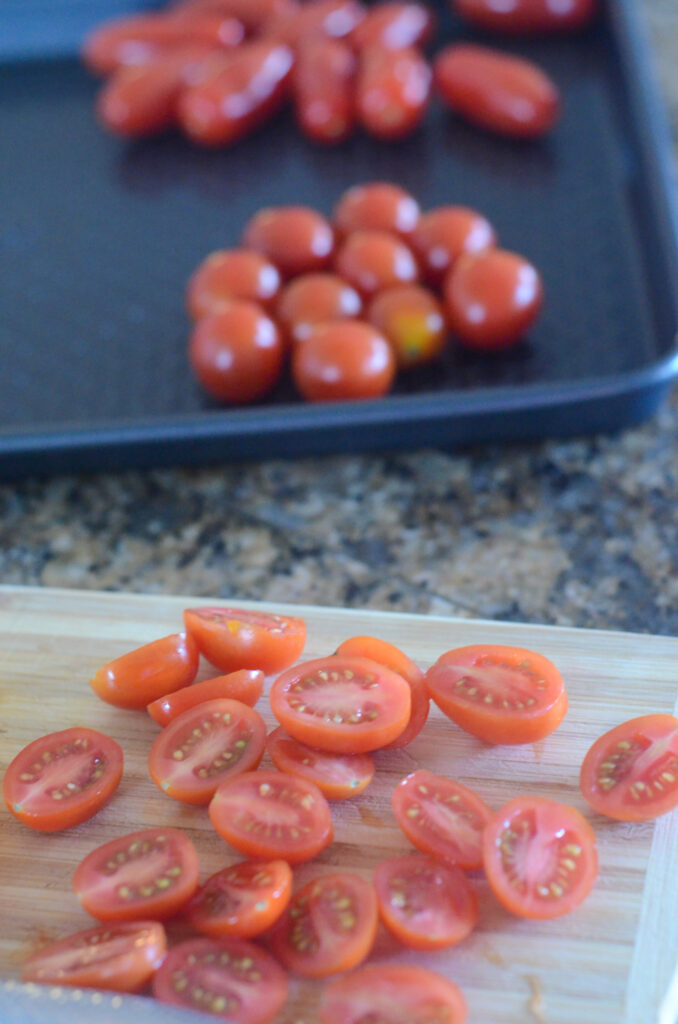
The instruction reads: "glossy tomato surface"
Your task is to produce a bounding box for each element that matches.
[453,0,597,34]
[186,859,293,938]
[174,0,298,33]
[183,606,306,673]
[264,0,365,46]
[3,728,123,832]
[267,726,375,799]
[351,2,435,50]
[90,632,198,710]
[294,38,356,144]
[277,273,362,344]
[334,230,419,296]
[321,964,468,1024]
[292,320,396,402]
[147,669,265,726]
[411,205,497,284]
[189,304,284,404]
[187,249,281,318]
[356,45,431,140]
[367,284,447,368]
[333,182,420,239]
[243,206,335,277]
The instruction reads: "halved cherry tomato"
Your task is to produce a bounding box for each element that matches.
[21,921,166,993]
[189,304,284,404]
[90,632,198,710]
[148,698,267,805]
[270,655,411,752]
[74,827,200,922]
[294,39,356,144]
[452,0,597,35]
[147,669,265,726]
[580,714,678,822]
[267,726,375,798]
[3,727,123,833]
[411,205,497,285]
[269,872,378,977]
[374,853,477,950]
[334,231,419,296]
[392,769,493,869]
[209,769,333,863]
[333,182,420,238]
[425,644,566,744]
[185,859,293,938]
[351,2,435,50]
[173,0,299,34]
[187,249,282,319]
[321,964,468,1024]
[292,321,396,402]
[264,0,365,46]
[483,795,598,919]
[184,606,306,674]
[153,936,288,1024]
[356,45,431,140]
[242,206,336,277]
[367,285,447,369]
[277,274,362,344]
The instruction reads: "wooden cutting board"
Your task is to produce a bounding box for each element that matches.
[1,585,677,1024]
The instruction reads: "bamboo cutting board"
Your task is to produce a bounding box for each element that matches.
[1,585,678,1024]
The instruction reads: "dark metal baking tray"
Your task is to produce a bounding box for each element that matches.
[1,0,677,477]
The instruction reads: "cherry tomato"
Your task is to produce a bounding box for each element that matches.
[292,320,396,402]
[209,769,333,863]
[21,921,166,993]
[334,230,419,296]
[351,2,435,50]
[294,38,356,144]
[452,0,597,35]
[277,273,362,344]
[185,859,293,938]
[321,964,468,1024]
[264,0,366,47]
[270,655,411,752]
[333,182,420,239]
[90,632,198,710]
[3,727,123,833]
[74,827,200,922]
[356,45,431,140]
[425,643,567,745]
[374,853,477,950]
[335,635,429,749]
[392,769,493,869]
[367,285,446,368]
[270,873,378,977]
[183,606,306,674]
[411,205,497,284]
[435,44,560,139]
[148,698,267,805]
[267,726,375,799]
[147,669,265,726]
[580,714,678,822]
[242,206,336,277]
[483,795,598,919]
[153,936,288,1024]
[189,303,284,404]
[172,0,299,34]
[187,249,281,319]
[444,249,543,350]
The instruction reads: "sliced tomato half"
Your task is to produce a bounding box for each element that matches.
[148,669,265,726]
[266,726,375,800]
[90,631,199,710]
[185,859,293,938]
[321,964,468,1024]
[184,606,306,674]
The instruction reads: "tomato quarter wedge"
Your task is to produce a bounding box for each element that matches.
[580,714,678,822]
[392,769,493,870]
[147,669,265,726]
[184,606,306,674]
[267,726,375,799]
[483,796,598,919]
[3,727,123,832]
[425,644,567,745]
[21,921,166,992]
[90,632,199,709]
[186,859,292,938]
[321,964,467,1024]
[269,872,378,978]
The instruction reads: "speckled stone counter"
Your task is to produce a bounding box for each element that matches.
[1,1,677,637]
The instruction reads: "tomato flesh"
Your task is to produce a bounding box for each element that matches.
[321,964,468,1024]
[90,632,199,710]
[184,606,306,674]
[148,669,265,726]
[267,726,375,799]
[186,859,292,938]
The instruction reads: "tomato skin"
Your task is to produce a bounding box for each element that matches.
[292,320,396,402]
[411,205,497,285]
[351,2,435,50]
[183,606,306,674]
[277,273,363,344]
[356,45,432,140]
[3,728,123,833]
[147,669,265,726]
[267,726,375,799]
[579,714,678,822]
[333,182,420,239]
[187,249,281,318]
[321,964,468,1024]
[335,230,419,296]
[185,859,293,938]
[452,0,597,35]
[21,921,167,993]
[243,206,336,278]
[264,0,366,47]
[189,303,284,404]
[367,285,447,369]
[295,39,356,144]
[90,631,198,710]
[74,827,200,922]
[173,0,299,34]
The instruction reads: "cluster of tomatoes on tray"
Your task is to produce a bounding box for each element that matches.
[4,605,677,1023]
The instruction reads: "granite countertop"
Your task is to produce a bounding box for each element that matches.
[1,0,677,638]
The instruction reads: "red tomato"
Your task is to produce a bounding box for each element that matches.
[483,795,598,919]
[321,964,468,1024]
[356,45,431,140]
[74,827,200,922]
[292,320,396,402]
[147,669,265,726]
[189,303,284,404]
[374,853,477,950]
[21,921,166,993]
[294,38,356,144]
[270,655,411,752]
[264,0,366,46]
[153,936,288,1024]
[187,249,281,318]
[425,643,567,744]
[334,230,419,296]
[444,249,543,350]
[435,44,560,139]
[392,769,493,869]
[452,0,597,35]
[3,728,123,833]
[351,2,435,50]
[172,0,299,34]
[242,206,336,277]
[185,859,293,938]
[267,726,375,799]
[335,635,429,749]
[148,698,267,805]
[367,285,447,368]
[277,273,362,344]
[411,205,497,284]
[333,182,420,238]
[183,606,306,674]
[209,769,333,863]
[580,714,678,822]
[90,631,198,710]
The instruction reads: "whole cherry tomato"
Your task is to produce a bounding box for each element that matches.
[294,39,356,144]
[90,632,199,710]
[367,285,446,368]
[264,0,366,47]
[189,302,284,403]
[292,321,396,402]
[452,0,597,35]
[444,249,543,350]
[243,206,336,277]
[186,249,281,318]
[277,273,362,343]
[411,205,497,284]
[356,45,431,140]
[351,2,435,50]
[335,230,419,296]
[435,44,560,139]
[333,182,420,238]
[172,0,299,34]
